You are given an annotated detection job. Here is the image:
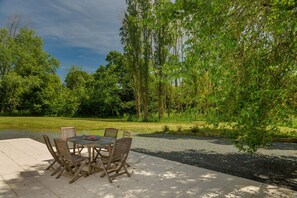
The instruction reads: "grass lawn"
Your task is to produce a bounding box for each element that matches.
[0,116,205,135]
[0,116,296,138]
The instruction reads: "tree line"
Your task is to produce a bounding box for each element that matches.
[0,26,134,117]
[1,0,297,152]
[0,16,135,117]
[120,0,297,152]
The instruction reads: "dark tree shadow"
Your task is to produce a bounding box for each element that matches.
[132,148,297,191]
[135,132,228,141]
[135,132,297,150]
[0,129,59,144]
[265,142,297,151]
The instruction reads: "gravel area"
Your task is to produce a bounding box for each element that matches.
[132,133,297,191]
[1,130,296,191]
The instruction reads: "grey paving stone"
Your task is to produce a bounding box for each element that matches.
[0,138,295,198]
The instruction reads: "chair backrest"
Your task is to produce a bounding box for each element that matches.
[122,131,131,138]
[61,127,77,141]
[54,138,73,161]
[43,135,61,164]
[110,138,132,162]
[104,128,118,139]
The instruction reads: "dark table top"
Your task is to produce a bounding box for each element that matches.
[67,135,114,147]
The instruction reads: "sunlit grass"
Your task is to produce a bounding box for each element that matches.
[0,116,202,134]
[0,116,296,138]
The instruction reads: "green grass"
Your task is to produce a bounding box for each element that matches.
[0,116,296,138]
[0,116,203,134]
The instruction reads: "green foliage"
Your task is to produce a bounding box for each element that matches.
[65,66,92,90]
[173,0,297,152]
[0,72,26,112]
[1,1,297,154]
[0,27,60,115]
[46,86,80,117]
[123,0,296,151]
[0,29,16,78]
[76,51,135,117]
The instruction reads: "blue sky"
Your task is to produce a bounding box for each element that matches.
[0,0,126,80]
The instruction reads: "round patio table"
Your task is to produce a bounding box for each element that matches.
[68,135,115,174]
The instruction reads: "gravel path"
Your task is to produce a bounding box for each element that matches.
[1,130,296,191]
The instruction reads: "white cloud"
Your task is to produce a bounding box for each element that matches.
[0,0,126,54]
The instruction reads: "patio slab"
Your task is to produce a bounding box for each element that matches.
[0,138,295,198]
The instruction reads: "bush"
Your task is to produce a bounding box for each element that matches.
[162,125,170,132]
[177,125,182,132]
[191,124,199,133]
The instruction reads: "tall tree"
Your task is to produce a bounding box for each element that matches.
[121,0,153,121]
[139,0,152,121]
[152,0,174,120]
[121,0,143,119]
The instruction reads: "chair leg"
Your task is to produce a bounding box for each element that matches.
[112,163,130,180]
[56,167,66,179]
[69,159,88,184]
[78,146,84,154]
[98,159,112,183]
[123,165,130,177]
[93,147,102,161]
[46,160,56,170]
[51,166,61,176]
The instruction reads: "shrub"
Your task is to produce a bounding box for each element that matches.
[191,124,199,133]
[162,125,170,132]
[177,125,182,132]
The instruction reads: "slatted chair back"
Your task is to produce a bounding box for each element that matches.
[110,137,132,163]
[54,138,73,160]
[61,127,77,141]
[93,128,119,161]
[104,128,118,139]
[122,131,131,138]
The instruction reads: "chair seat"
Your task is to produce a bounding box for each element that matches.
[70,155,88,163]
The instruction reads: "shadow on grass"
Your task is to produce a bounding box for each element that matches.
[59,117,127,123]
[132,147,297,191]
[135,131,234,145]
[266,142,297,151]
[0,129,59,144]
[135,131,297,150]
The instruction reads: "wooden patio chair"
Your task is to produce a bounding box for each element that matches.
[97,137,132,183]
[122,131,131,167]
[104,128,118,139]
[43,135,63,176]
[122,131,131,138]
[93,128,119,160]
[61,126,84,154]
[54,138,89,184]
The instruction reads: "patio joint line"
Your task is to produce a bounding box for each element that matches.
[0,171,18,197]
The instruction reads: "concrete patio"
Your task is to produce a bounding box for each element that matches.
[0,138,296,198]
